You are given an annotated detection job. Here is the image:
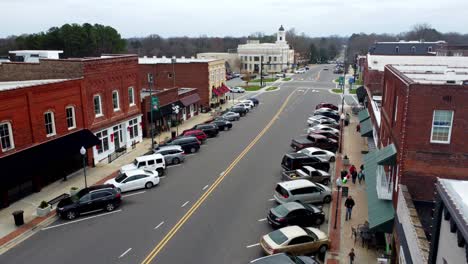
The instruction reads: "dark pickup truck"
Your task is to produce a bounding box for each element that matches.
[290,134,338,152]
[281,152,330,172]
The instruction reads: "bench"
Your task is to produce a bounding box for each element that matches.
[47,193,70,208]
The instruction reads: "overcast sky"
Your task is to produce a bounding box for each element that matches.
[2,0,468,38]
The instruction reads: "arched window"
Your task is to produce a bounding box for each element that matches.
[44,111,56,137]
[66,106,76,130]
[428,46,433,52]
[94,94,103,116]
[112,90,120,111]
[0,121,14,151]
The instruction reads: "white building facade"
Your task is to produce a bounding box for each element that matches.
[237,25,294,73]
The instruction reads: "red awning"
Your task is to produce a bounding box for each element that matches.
[221,84,230,94]
[180,93,201,106]
[212,88,220,96]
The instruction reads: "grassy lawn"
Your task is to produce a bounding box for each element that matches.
[331,88,343,93]
[283,77,291,81]
[349,89,357,94]
[243,85,262,91]
[334,78,340,83]
[250,78,278,83]
[266,86,278,91]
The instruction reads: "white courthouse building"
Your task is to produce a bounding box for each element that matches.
[237,25,294,73]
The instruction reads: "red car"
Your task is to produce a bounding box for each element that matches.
[181,129,207,143]
[316,103,338,111]
[309,130,340,141]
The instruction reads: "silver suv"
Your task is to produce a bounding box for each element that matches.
[274,179,332,204]
[154,145,185,165]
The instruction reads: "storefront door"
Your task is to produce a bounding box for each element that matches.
[113,125,123,150]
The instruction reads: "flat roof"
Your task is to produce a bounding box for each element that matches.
[367,54,468,71]
[0,79,72,92]
[10,50,63,54]
[392,65,468,84]
[437,178,468,241]
[138,57,218,64]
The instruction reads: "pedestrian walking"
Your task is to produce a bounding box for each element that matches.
[349,164,356,175]
[341,169,348,180]
[349,248,355,264]
[351,170,357,184]
[360,164,364,171]
[358,170,365,184]
[356,124,360,132]
[344,196,355,221]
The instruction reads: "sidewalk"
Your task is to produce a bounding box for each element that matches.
[0,99,242,248]
[327,106,379,264]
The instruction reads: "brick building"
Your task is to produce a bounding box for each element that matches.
[138,57,227,111]
[0,54,143,207]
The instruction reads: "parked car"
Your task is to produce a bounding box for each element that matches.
[275,73,286,78]
[56,184,121,220]
[105,169,159,193]
[313,108,339,116]
[281,166,331,185]
[309,130,339,141]
[298,147,336,162]
[260,226,330,255]
[307,125,340,135]
[232,72,241,78]
[234,103,252,112]
[294,69,306,74]
[247,97,259,106]
[281,152,330,172]
[210,120,232,131]
[313,111,339,121]
[220,111,240,121]
[230,106,248,116]
[267,201,325,228]
[307,118,339,128]
[250,253,319,264]
[153,145,186,165]
[307,114,336,123]
[239,100,255,108]
[290,134,338,153]
[274,179,332,204]
[192,124,219,138]
[230,86,245,93]
[181,129,208,143]
[315,103,338,111]
[120,154,166,176]
[163,136,201,154]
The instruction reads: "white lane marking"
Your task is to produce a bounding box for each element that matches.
[168,164,182,168]
[122,191,146,198]
[181,201,190,208]
[220,171,225,176]
[202,184,209,191]
[185,154,196,156]
[246,243,260,248]
[118,248,132,258]
[258,218,267,222]
[159,176,167,179]
[154,221,164,230]
[42,210,122,230]
[268,198,275,201]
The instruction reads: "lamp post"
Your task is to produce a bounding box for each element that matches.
[80,146,88,188]
[341,45,347,115]
[148,73,155,150]
[334,177,342,229]
[172,104,180,137]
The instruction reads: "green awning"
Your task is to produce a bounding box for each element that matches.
[364,150,395,233]
[360,118,373,137]
[377,143,397,165]
[358,108,370,122]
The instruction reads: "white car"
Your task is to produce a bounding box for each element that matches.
[295,69,306,74]
[120,154,166,175]
[298,147,336,162]
[275,73,286,78]
[239,100,254,108]
[230,87,245,93]
[307,125,340,134]
[105,169,159,192]
[235,103,252,111]
[307,115,338,126]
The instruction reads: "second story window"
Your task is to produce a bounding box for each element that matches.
[431,110,454,144]
[395,46,399,53]
[128,87,135,105]
[66,106,76,130]
[44,111,56,137]
[94,95,102,116]
[411,46,416,53]
[0,122,14,151]
[112,90,120,111]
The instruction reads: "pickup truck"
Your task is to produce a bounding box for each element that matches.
[290,134,338,152]
[281,166,331,185]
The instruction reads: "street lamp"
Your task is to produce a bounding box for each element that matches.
[80,146,88,188]
[148,73,155,150]
[172,104,180,137]
[334,177,342,229]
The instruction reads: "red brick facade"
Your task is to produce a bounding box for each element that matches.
[362,58,384,96]
[380,66,468,202]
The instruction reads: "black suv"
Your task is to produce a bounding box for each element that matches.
[165,136,201,153]
[56,184,121,220]
[281,152,330,172]
[230,106,247,116]
[192,124,219,138]
[210,120,232,131]
[247,97,259,106]
[267,201,325,228]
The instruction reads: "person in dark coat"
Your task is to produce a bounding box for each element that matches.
[344,196,355,221]
[351,170,357,184]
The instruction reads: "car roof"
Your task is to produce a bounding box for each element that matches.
[250,253,295,263]
[156,145,183,151]
[185,129,203,134]
[85,184,115,192]
[124,169,150,176]
[302,166,317,172]
[283,202,306,212]
[135,154,163,162]
[301,147,320,152]
[286,152,309,158]
[307,133,327,139]
[277,225,308,239]
[278,179,316,190]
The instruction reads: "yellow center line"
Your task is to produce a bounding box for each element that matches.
[141,88,299,264]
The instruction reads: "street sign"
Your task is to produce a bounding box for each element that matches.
[151,96,159,110]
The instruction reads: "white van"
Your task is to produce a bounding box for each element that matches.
[120,154,166,175]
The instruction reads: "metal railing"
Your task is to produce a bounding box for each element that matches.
[107,147,127,163]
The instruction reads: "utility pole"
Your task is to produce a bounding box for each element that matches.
[148,73,155,150]
[260,56,264,87]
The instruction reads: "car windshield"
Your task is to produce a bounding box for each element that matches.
[272,205,289,217]
[115,173,127,183]
[71,189,88,202]
[132,159,138,166]
[268,229,288,245]
[289,255,306,264]
[303,227,318,240]
[143,170,153,175]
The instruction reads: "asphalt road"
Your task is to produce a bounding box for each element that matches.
[0,65,340,264]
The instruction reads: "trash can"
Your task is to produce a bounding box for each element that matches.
[12,210,24,226]
[171,131,176,139]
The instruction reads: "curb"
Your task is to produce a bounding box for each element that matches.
[0,171,119,253]
[326,156,343,264]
